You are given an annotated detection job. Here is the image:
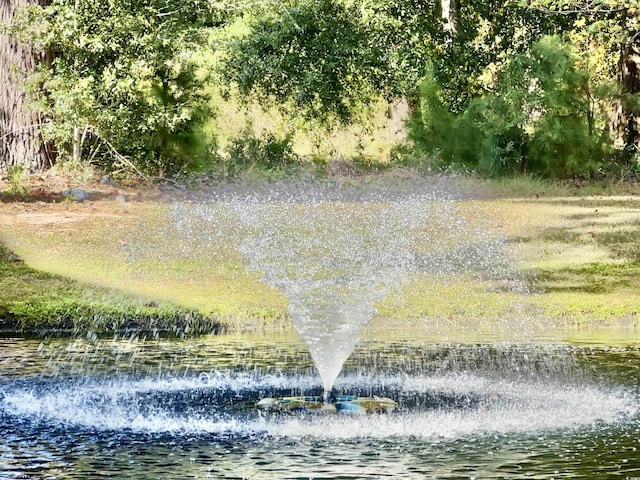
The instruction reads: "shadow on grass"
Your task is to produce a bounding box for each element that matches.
[0,244,224,338]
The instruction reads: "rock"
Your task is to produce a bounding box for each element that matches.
[62,189,89,201]
[100,175,115,186]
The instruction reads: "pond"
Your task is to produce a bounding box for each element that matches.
[1,331,639,479]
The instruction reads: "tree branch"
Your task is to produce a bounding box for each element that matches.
[101,137,152,184]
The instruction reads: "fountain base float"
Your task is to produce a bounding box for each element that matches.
[256,395,397,414]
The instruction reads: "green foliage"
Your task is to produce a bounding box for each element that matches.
[523,36,611,177]
[407,68,458,169]
[3,165,30,197]
[525,0,640,162]
[216,126,300,177]
[220,0,389,124]
[5,0,636,179]
[410,36,612,178]
[13,0,221,176]
[408,65,528,174]
[409,0,567,112]
[219,0,557,121]
[365,0,447,101]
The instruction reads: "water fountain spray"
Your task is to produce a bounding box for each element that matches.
[166,180,521,405]
[168,183,444,401]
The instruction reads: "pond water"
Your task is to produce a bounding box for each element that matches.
[1,332,639,479]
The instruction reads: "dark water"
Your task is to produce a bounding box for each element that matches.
[1,333,639,479]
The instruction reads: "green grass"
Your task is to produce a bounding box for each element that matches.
[476,175,640,199]
[499,196,640,326]
[0,244,223,336]
[0,202,289,324]
[370,192,640,330]
[3,176,640,337]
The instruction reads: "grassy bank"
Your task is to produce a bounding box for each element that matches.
[372,195,640,333]
[0,244,223,337]
[0,198,289,330]
[1,174,640,337]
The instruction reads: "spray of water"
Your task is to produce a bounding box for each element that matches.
[152,180,525,396]
[232,199,428,395]
[1,371,634,437]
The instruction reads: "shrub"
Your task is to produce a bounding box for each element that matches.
[219,127,300,177]
[409,36,612,179]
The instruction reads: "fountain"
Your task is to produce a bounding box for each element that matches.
[168,179,517,403]
[1,178,639,478]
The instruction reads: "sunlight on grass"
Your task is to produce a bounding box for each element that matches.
[376,274,526,321]
[2,187,640,332]
[0,202,288,323]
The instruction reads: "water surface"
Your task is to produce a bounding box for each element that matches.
[1,333,639,479]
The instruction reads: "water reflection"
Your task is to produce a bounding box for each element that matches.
[1,333,639,479]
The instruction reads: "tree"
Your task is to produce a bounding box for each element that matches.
[221,0,568,122]
[613,4,640,158]
[526,0,640,162]
[410,36,611,178]
[220,0,392,124]
[0,0,54,174]
[11,0,225,176]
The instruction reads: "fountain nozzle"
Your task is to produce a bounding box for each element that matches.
[321,390,337,413]
[323,390,337,404]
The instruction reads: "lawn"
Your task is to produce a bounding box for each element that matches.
[2,175,640,337]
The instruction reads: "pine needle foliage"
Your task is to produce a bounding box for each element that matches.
[409,36,612,179]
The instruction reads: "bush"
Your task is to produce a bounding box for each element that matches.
[218,127,300,177]
[409,36,612,179]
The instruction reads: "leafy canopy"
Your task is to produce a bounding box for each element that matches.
[15,0,226,175]
[220,0,392,124]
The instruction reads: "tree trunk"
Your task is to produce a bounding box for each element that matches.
[611,10,640,160]
[0,0,54,174]
[441,0,459,34]
[621,42,640,152]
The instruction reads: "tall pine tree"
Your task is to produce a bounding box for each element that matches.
[0,0,54,173]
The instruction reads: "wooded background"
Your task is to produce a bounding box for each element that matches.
[1,0,638,180]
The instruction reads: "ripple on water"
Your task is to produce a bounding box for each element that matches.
[0,371,634,440]
[2,340,640,478]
